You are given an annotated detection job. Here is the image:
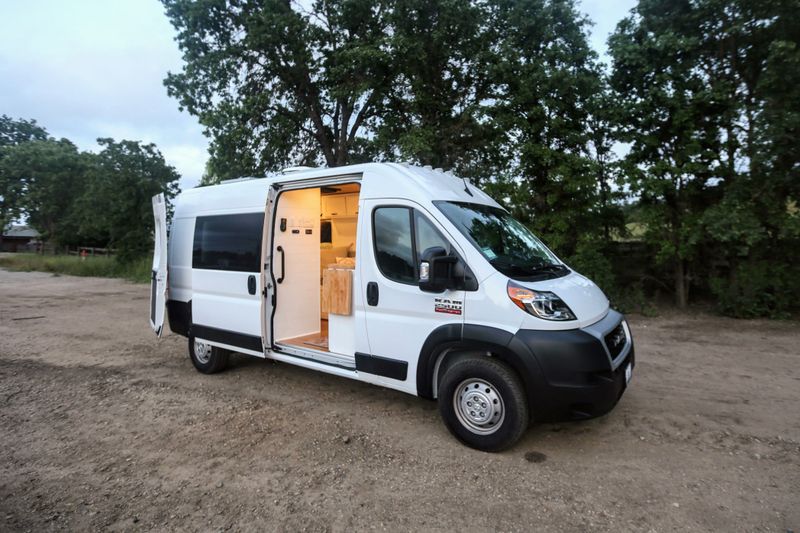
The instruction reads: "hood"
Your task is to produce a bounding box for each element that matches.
[524,271,609,328]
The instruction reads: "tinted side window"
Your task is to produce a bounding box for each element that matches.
[193,213,264,272]
[373,207,415,283]
[415,211,450,256]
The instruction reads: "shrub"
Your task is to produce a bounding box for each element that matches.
[0,253,150,283]
[711,261,799,318]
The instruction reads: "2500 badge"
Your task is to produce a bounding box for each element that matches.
[434,298,463,315]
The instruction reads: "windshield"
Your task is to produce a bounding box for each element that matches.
[435,201,568,280]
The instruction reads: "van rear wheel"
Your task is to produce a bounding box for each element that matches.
[188,336,229,374]
[438,356,528,452]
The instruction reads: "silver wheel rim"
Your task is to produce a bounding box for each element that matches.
[453,378,505,435]
[194,340,212,364]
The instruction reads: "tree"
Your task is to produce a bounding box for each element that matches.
[0,115,48,148]
[610,0,800,313]
[0,116,49,232]
[0,139,91,246]
[78,139,181,261]
[485,0,615,263]
[376,0,500,177]
[163,0,394,178]
[697,0,800,316]
[609,0,723,307]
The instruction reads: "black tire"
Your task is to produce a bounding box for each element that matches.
[438,356,529,452]
[188,336,229,374]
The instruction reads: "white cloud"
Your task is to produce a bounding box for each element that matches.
[0,0,209,186]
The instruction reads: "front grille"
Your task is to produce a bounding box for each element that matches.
[604,323,627,359]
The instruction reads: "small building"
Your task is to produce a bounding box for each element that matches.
[1,225,41,252]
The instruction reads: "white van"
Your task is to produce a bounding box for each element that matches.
[149,163,634,451]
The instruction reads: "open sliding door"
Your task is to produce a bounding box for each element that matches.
[260,185,278,351]
[261,173,362,353]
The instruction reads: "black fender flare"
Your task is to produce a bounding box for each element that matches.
[416,323,548,413]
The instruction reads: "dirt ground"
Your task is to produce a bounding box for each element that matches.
[0,269,798,532]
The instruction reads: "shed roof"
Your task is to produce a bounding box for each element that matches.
[2,225,40,238]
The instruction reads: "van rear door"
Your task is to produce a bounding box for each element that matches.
[150,193,168,337]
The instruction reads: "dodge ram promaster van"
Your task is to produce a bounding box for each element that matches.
[149,163,634,451]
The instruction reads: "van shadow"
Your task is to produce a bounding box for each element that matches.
[223,352,627,458]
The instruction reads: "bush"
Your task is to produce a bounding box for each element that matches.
[0,253,151,283]
[711,261,800,318]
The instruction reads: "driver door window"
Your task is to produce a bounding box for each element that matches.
[373,207,452,284]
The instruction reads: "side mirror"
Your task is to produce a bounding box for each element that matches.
[419,246,457,293]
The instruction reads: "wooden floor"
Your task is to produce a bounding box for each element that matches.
[281,319,329,352]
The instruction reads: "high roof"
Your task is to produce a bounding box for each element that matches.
[173,162,500,219]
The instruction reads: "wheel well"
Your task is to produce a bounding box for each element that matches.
[431,347,487,399]
[416,324,542,415]
[430,344,529,402]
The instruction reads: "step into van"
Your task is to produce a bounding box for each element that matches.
[149,163,634,451]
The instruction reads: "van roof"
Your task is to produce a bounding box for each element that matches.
[173,162,500,218]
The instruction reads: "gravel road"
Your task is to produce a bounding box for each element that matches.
[1,269,798,531]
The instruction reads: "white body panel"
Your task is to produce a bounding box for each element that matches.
[272,188,321,342]
[192,269,261,336]
[149,194,168,336]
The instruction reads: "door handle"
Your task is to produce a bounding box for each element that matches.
[366,282,379,306]
[247,275,256,295]
[276,245,285,284]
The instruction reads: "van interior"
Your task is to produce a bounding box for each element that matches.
[271,183,360,361]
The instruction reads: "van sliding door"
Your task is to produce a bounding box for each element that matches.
[191,212,264,355]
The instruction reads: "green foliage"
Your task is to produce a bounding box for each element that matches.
[377,0,498,176]
[0,115,48,148]
[609,0,800,315]
[163,0,394,176]
[0,254,151,283]
[0,116,50,230]
[0,119,180,261]
[485,0,621,260]
[0,139,92,244]
[711,260,799,319]
[76,139,180,261]
[609,0,723,307]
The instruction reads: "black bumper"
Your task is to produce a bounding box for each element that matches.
[510,310,634,423]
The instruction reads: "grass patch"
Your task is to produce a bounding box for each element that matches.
[0,253,151,283]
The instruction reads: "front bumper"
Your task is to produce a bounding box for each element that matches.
[511,310,634,422]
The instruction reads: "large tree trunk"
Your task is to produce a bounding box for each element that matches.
[674,259,688,308]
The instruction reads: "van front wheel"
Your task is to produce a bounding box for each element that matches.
[438,356,529,452]
[188,336,229,374]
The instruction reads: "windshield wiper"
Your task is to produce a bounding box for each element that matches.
[489,260,532,275]
[528,263,568,273]
[490,258,568,278]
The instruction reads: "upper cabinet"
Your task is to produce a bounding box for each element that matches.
[321,194,358,218]
[345,194,359,216]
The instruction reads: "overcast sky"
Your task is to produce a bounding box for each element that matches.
[0,0,635,190]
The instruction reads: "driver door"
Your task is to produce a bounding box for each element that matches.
[359,199,465,392]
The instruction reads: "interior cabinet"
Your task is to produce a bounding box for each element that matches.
[322,194,358,218]
[322,195,347,218]
[345,194,359,216]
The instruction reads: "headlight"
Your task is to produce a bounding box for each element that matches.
[506,280,576,321]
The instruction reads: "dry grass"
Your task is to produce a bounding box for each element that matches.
[0,253,150,283]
